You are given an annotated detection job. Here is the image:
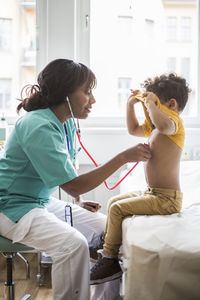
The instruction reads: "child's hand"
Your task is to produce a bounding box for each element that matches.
[80,200,101,212]
[143,92,158,108]
[127,89,141,105]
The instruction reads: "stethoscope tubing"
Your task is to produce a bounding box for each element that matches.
[65,96,139,190]
[76,129,139,190]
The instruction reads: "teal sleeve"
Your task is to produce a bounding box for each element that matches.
[16,121,77,189]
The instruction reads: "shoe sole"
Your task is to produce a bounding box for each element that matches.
[90,270,122,285]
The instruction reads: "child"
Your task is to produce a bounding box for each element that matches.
[90,73,190,285]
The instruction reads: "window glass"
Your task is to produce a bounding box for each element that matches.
[90,0,197,118]
[167,57,176,72]
[118,77,132,111]
[0,79,12,110]
[181,57,190,83]
[0,19,12,52]
[181,17,192,41]
[167,16,177,41]
[0,0,36,118]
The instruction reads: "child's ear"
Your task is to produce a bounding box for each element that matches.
[168,98,178,110]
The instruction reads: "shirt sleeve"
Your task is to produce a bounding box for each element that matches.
[142,119,153,138]
[16,120,77,189]
[141,102,154,138]
[168,114,179,136]
[158,104,180,136]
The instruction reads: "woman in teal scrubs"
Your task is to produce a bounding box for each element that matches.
[0,59,151,300]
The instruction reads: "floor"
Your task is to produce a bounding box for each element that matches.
[0,253,123,299]
[0,253,52,300]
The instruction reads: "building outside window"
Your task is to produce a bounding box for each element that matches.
[181,57,190,84]
[117,77,132,111]
[0,0,36,116]
[0,79,12,110]
[145,18,155,37]
[0,18,12,52]
[0,0,199,123]
[167,16,177,41]
[181,17,192,41]
[117,16,133,36]
[167,57,176,73]
[90,0,197,119]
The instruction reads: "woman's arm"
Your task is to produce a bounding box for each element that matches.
[60,143,151,197]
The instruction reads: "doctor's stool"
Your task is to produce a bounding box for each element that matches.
[0,235,33,300]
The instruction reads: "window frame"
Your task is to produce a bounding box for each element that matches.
[6,0,200,128]
[78,0,200,129]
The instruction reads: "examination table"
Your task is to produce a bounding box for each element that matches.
[120,160,200,300]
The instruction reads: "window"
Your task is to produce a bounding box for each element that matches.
[167,57,176,72]
[89,0,198,119]
[0,79,12,110]
[167,17,177,41]
[181,17,192,41]
[0,19,12,52]
[0,1,36,118]
[118,77,132,112]
[118,16,133,37]
[2,0,199,125]
[145,19,154,37]
[181,57,190,83]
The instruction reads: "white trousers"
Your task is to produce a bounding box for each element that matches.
[0,197,120,300]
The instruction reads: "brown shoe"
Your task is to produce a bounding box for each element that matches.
[90,256,122,285]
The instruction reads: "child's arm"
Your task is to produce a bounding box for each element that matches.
[144,92,176,135]
[126,91,145,137]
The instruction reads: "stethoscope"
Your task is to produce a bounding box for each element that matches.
[64,96,139,190]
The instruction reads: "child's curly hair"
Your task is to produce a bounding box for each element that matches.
[141,73,191,112]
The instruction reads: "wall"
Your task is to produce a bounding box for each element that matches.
[57,127,200,214]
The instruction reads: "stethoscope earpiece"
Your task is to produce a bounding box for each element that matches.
[66,96,78,131]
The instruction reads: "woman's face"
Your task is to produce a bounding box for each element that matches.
[69,82,96,119]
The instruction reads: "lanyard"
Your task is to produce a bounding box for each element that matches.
[64,123,70,154]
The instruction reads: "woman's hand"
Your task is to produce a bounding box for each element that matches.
[80,200,101,212]
[122,143,151,163]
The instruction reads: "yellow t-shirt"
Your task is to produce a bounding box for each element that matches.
[135,93,185,149]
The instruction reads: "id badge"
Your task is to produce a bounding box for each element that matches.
[65,204,73,226]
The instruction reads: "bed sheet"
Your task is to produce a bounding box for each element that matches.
[121,161,200,300]
[122,203,200,300]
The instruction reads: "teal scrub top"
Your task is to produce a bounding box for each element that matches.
[0,108,77,222]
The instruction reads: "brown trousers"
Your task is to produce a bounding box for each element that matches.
[103,187,182,258]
